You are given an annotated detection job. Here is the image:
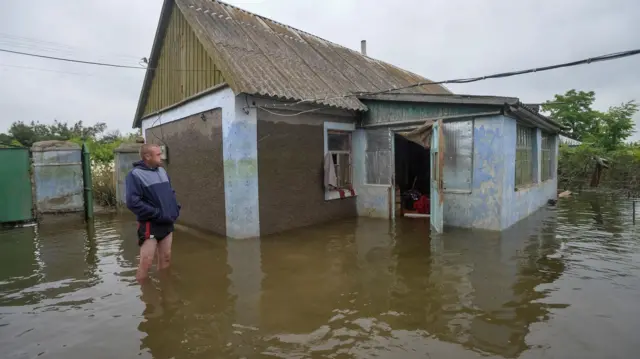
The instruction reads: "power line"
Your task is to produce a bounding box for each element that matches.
[0,63,94,76]
[0,48,147,70]
[0,42,143,67]
[0,63,147,78]
[0,32,143,62]
[0,47,212,72]
[2,45,640,101]
[286,48,640,106]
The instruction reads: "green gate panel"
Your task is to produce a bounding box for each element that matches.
[0,148,33,223]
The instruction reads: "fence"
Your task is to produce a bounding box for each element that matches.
[31,141,84,214]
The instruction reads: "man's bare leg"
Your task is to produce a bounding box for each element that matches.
[157,233,173,271]
[137,238,158,283]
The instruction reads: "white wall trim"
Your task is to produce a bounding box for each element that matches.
[141,87,235,141]
[323,121,356,154]
[223,94,260,239]
[324,121,356,201]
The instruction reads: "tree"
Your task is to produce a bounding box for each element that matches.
[542,90,599,141]
[1,120,108,147]
[0,120,136,163]
[542,90,638,151]
[0,133,13,146]
[596,102,637,151]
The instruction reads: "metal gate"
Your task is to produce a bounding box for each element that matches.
[0,148,33,223]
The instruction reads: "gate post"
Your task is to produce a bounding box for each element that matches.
[82,142,94,220]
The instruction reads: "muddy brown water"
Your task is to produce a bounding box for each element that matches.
[1,194,640,358]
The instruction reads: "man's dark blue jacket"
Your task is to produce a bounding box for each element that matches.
[125,160,180,223]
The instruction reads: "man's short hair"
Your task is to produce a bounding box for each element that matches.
[139,143,159,159]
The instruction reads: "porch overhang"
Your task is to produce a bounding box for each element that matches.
[505,103,564,133]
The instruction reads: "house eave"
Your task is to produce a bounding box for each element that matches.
[138,83,231,124]
[506,103,563,133]
[358,93,520,107]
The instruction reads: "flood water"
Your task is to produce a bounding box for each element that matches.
[2,194,640,358]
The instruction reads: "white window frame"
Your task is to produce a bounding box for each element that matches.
[442,119,474,194]
[515,123,535,188]
[541,131,555,181]
[324,121,355,201]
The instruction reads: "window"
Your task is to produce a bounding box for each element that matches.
[443,120,473,192]
[365,129,392,185]
[327,130,352,188]
[541,132,554,180]
[515,124,535,187]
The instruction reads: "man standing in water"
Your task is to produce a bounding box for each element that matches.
[126,144,180,283]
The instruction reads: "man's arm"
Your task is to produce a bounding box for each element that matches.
[126,171,159,220]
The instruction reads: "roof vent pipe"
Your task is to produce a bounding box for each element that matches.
[361,40,367,56]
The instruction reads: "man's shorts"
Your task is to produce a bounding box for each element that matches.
[137,221,174,246]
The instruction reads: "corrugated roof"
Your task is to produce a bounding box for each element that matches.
[134,0,450,126]
[559,134,582,146]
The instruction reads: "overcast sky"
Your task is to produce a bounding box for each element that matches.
[1,0,639,139]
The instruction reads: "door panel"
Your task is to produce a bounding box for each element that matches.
[0,148,33,223]
[430,120,444,232]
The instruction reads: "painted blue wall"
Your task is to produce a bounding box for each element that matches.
[501,118,558,229]
[444,115,558,231]
[444,116,506,230]
[223,95,260,239]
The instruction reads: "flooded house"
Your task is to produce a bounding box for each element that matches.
[132,0,562,239]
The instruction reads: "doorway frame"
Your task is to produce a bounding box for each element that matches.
[389,126,434,220]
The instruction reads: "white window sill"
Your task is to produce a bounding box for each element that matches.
[444,189,472,194]
[325,188,357,201]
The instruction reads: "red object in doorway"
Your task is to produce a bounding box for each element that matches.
[413,195,430,214]
[337,187,356,199]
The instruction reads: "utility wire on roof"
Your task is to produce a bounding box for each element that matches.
[285,48,640,107]
[256,106,324,117]
[2,46,640,100]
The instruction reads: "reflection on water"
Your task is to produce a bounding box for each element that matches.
[1,193,640,358]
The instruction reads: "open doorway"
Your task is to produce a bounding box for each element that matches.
[394,133,430,217]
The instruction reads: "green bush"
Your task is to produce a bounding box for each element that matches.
[558,144,640,195]
[92,161,117,208]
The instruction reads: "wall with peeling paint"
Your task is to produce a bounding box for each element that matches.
[501,118,558,229]
[444,115,558,231]
[139,94,558,236]
[142,87,261,239]
[223,97,260,239]
[444,116,506,230]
